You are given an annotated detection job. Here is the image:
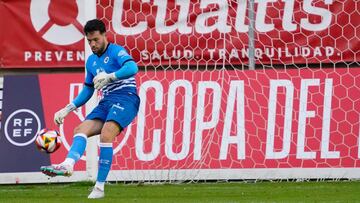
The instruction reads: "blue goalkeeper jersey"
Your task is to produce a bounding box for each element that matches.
[85,43,137,96]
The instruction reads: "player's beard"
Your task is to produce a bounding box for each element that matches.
[94,42,107,55]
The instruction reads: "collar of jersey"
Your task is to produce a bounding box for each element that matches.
[95,43,111,58]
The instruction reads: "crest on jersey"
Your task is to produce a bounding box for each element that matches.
[104,56,109,64]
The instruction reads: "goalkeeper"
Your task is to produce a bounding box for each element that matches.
[40,19,140,199]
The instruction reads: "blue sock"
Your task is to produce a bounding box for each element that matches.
[66,133,87,163]
[97,143,113,183]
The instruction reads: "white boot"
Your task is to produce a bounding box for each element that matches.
[88,186,105,199]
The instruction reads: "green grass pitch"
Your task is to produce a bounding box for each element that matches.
[0,181,359,202]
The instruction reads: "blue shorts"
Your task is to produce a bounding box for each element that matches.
[86,92,140,129]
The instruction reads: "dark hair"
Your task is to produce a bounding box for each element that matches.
[84,19,106,35]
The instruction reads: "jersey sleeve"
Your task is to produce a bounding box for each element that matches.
[114,46,133,69]
[72,84,94,107]
[84,58,95,85]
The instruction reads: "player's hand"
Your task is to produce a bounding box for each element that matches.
[54,103,77,125]
[93,72,117,90]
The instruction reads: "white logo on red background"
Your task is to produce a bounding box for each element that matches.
[30,0,85,45]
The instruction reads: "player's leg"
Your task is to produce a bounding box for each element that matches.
[88,95,140,199]
[88,121,121,199]
[61,119,104,167]
[41,119,103,177]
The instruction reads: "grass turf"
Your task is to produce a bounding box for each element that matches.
[0,181,359,202]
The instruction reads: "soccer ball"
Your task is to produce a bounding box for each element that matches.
[35,129,62,153]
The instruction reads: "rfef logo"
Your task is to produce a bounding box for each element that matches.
[4,109,41,147]
[30,0,85,46]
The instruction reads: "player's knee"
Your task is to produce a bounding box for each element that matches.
[100,134,113,143]
[73,125,84,135]
[100,127,116,143]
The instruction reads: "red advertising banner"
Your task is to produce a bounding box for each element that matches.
[0,0,85,68]
[0,1,359,68]
[37,67,360,173]
[101,0,359,66]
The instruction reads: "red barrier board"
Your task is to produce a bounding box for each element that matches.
[36,67,360,171]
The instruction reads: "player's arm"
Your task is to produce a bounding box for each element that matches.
[54,64,95,125]
[104,60,138,80]
[72,83,95,107]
